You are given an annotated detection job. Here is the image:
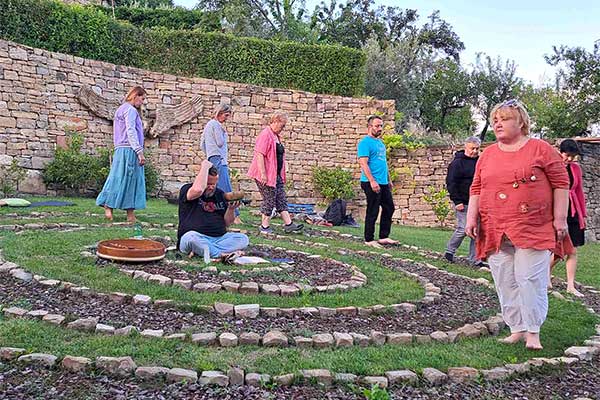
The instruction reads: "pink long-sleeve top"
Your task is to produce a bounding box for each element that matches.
[247,126,286,187]
[568,162,587,229]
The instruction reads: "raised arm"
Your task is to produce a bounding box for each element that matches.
[187,160,214,201]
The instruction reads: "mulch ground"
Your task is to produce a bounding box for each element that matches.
[1,358,600,399]
[97,245,355,287]
[0,255,499,336]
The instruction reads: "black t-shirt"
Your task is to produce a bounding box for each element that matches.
[177,184,228,249]
[276,142,285,176]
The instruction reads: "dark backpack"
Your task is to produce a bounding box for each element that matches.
[323,199,347,226]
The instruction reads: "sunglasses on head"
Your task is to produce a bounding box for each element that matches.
[503,99,519,107]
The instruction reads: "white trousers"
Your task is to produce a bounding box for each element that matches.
[488,239,551,333]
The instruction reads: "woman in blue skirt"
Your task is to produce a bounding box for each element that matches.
[96,86,147,223]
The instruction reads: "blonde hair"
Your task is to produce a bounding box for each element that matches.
[489,100,530,135]
[125,86,147,103]
[269,113,288,124]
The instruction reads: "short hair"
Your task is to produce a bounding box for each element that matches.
[208,166,218,176]
[465,136,481,146]
[214,103,232,118]
[367,115,383,126]
[559,138,581,155]
[269,113,288,124]
[124,86,146,103]
[489,99,531,135]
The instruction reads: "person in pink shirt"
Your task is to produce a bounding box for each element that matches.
[466,99,570,350]
[247,113,303,234]
[549,139,588,297]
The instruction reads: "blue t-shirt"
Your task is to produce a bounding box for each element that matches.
[357,136,389,184]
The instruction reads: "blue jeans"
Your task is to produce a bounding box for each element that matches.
[446,205,477,263]
[179,231,249,258]
[208,155,239,217]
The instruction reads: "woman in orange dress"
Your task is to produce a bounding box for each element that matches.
[466,99,569,350]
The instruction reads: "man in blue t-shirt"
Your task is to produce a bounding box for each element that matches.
[177,160,249,262]
[357,116,398,248]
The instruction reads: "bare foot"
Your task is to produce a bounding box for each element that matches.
[188,251,195,258]
[364,241,383,249]
[126,210,136,223]
[103,206,113,221]
[233,216,243,225]
[378,238,399,245]
[566,287,584,298]
[498,332,525,344]
[525,332,543,350]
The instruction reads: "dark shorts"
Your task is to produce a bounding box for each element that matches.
[567,213,585,247]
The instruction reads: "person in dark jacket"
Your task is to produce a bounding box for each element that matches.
[445,136,481,264]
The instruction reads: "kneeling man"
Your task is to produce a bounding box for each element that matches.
[177,160,249,261]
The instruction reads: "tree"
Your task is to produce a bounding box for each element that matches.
[519,84,588,138]
[419,59,473,137]
[546,40,600,130]
[470,53,521,140]
[196,0,317,41]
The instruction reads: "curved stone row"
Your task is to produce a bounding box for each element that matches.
[1,340,598,390]
[94,247,369,297]
[0,256,508,350]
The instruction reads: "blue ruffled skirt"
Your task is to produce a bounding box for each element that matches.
[96,147,146,210]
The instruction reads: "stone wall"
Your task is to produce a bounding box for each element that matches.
[579,141,600,242]
[0,39,394,204]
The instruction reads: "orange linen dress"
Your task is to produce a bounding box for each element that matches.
[470,139,570,260]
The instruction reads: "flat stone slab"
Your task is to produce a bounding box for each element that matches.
[3,306,28,318]
[42,314,65,325]
[214,303,234,316]
[192,332,217,346]
[0,347,26,361]
[245,373,271,386]
[135,366,170,380]
[239,332,261,346]
[422,367,447,385]
[133,294,152,305]
[312,333,334,348]
[228,367,245,386]
[114,326,138,336]
[61,355,92,372]
[219,333,238,347]
[301,369,333,386]
[234,304,260,319]
[18,353,57,367]
[141,329,164,338]
[333,332,353,347]
[480,367,511,381]
[361,376,388,388]
[67,317,99,332]
[448,367,479,383]
[96,356,137,376]
[385,370,418,385]
[263,330,288,347]
[167,368,198,383]
[564,346,599,361]
[200,371,229,387]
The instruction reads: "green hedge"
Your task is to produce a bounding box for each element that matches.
[0,0,366,96]
[94,5,221,31]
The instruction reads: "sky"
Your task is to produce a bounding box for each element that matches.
[172,0,599,85]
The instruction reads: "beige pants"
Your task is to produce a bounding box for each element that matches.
[488,239,551,333]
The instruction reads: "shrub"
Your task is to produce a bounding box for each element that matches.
[43,132,161,196]
[0,0,366,96]
[423,186,451,227]
[43,133,106,194]
[312,166,355,202]
[0,159,27,197]
[94,5,221,31]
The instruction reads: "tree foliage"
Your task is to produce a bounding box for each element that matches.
[546,41,600,131]
[470,53,521,140]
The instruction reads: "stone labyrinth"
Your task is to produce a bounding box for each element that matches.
[1,216,600,399]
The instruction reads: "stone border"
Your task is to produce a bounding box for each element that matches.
[0,222,176,232]
[2,258,508,349]
[1,337,598,389]
[104,246,369,297]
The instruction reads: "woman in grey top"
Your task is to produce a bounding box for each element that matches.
[200,103,241,223]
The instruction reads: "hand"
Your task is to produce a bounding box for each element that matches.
[258,173,267,185]
[137,153,145,166]
[388,181,394,191]
[455,203,465,212]
[370,180,380,193]
[554,219,568,241]
[465,219,478,239]
[201,159,213,169]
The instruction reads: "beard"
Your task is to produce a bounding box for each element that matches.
[372,130,382,138]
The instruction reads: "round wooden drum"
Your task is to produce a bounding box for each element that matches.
[96,239,166,262]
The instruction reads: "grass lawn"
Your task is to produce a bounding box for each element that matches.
[0,196,599,376]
